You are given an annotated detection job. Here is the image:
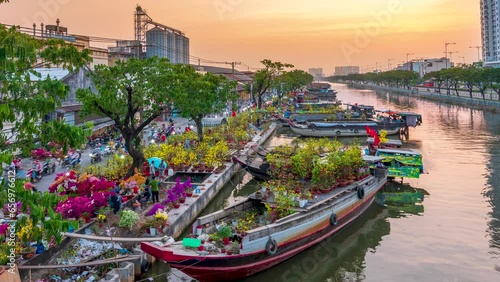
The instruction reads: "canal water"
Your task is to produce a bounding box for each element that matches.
[148,83,500,282]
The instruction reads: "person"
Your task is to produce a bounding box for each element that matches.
[150,161,156,176]
[160,133,166,143]
[139,185,151,206]
[109,193,122,214]
[150,176,160,203]
[185,139,190,149]
[161,123,167,133]
[24,181,38,193]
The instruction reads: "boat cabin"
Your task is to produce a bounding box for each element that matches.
[374,148,423,179]
[345,104,376,118]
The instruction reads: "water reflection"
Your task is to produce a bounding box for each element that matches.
[482,111,500,269]
[241,204,390,282]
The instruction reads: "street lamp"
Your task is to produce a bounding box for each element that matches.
[406,53,414,70]
[469,46,481,62]
[388,58,394,70]
[444,42,456,68]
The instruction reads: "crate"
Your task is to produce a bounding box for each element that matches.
[182,238,201,248]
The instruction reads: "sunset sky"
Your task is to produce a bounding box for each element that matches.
[0,0,481,75]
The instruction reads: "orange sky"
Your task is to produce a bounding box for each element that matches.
[0,0,481,75]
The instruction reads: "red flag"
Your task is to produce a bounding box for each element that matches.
[231,110,236,117]
[365,125,377,137]
[373,135,381,146]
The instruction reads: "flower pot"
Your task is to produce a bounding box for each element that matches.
[186,192,193,197]
[196,226,203,236]
[198,245,204,251]
[320,188,331,194]
[149,227,157,236]
[338,181,349,187]
[298,199,308,208]
[226,251,233,255]
[173,203,181,209]
[179,197,186,204]
[221,249,226,254]
[223,237,230,245]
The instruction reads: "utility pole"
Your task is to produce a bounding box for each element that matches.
[444,42,456,69]
[469,46,481,62]
[388,59,394,71]
[225,62,242,74]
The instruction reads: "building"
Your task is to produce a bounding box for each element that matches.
[27,19,109,69]
[308,68,324,80]
[334,66,360,76]
[108,40,143,66]
[397,58,451,77]
[145,28,190,64]
[481,0,500,67]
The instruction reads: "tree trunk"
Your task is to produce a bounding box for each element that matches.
[124,133,145,177]
[194,117,203,142]
[257,94,263,109]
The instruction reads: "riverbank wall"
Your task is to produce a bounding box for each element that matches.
[348,83,500,113]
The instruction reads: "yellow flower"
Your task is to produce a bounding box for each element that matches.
[97,214,106,222]
[154,211,168,221]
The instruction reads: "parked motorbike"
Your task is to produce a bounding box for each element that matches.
[89,149,102,164]
[103,146,114,156]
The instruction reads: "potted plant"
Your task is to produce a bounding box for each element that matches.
[217,225,232,245]
[119,210,139,230]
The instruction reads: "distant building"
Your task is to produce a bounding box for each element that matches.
[397,58,451,77]
[308,68,324,80]
[145,27,190,64]
[334,66,360,76]
[481,0,500,67]
[28,19,108,69]
[108,40,143,66]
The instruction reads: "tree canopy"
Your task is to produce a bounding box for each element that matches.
[173,67,237,142]
[0,24,91,163]
[277,69,314,96]
[250,59,293,108]
[76,57,185,175]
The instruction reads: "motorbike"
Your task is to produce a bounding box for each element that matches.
[42,159,56,175]
[12,158,22,172]
[70,155,81,168]
[89,150,102,164]
[103,146,114,156]
[60,156,71,168]
[27,164,43,182]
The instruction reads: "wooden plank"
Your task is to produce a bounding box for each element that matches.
[61,232,168,242]
[18,255,141,269]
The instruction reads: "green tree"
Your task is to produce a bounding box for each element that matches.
[278,69,313,95]
[485,68,500,100]
[424,71,444,93]
[173,67,237,142]
[249,59,293,109]
[76,57,182,175]
[0,25,91,162]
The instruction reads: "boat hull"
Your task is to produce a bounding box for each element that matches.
[290,124,401,137]
[141,178,385,281]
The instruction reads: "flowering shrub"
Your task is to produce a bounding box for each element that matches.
[163,189,179,206]
[3,201,21,215]
[55,192,109,219]
[147,203,165,217]
[49,170,78,194]
[0,223,8,236]
[154,211,168,221]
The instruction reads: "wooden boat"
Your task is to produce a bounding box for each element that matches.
[232,154,271,180]
[366,137,403,155]
[288,120,403,137]
[374,148,423,179]
[141,165,388,282]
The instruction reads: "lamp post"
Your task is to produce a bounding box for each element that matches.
[444,42,456,69]
[388,58,394,70]
[469,46,481,62]
[406,53,414,71]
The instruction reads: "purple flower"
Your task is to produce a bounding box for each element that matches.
[147,204,165,216]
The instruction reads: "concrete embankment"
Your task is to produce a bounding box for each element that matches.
[348,83,500,113]
[164,122,277,239]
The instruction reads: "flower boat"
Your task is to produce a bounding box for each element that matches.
[232,154,271,181]
[287,120,403,137]
[374,148,424,179]
[141,139,388,281]
[366,137,403,155]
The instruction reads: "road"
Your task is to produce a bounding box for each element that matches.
[15,117,192,193]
